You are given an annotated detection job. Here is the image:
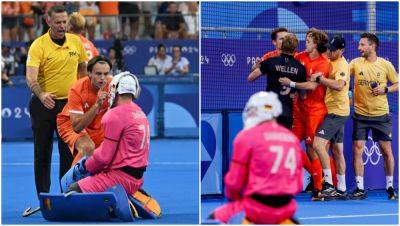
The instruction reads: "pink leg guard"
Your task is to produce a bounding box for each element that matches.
[213,200,244,224]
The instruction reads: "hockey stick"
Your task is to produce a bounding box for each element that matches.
[22,206,40,217]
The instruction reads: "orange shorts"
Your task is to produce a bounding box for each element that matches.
[292,110,327,145]
[57,115,88,156]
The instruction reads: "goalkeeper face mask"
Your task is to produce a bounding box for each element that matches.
[109,71,141,108]
[242,91,282,130]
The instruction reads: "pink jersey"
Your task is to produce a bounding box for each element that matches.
[224,121,303,200]
[85,102,150,174]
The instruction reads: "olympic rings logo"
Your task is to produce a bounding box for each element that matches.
[123,46,137,55]
[362,136,382,165]
[221,54,236,67]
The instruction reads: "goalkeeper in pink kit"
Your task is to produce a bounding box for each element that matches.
[61,72,160,219]
[66,71,149,194]
[209,92,304,224]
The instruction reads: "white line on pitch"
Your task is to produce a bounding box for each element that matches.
[300,213,398,220]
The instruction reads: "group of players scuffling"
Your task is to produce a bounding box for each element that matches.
[208,27,398,224]
[24,5,160,221]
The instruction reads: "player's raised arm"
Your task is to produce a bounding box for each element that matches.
[247,68,262,81]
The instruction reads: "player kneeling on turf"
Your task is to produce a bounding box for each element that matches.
[61,71,161,219]
[209,92,303,224]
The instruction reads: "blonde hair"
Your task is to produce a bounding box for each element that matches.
[281,33,298,54]
[68,12,86,33]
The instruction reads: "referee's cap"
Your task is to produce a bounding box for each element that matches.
[326,36,346,51]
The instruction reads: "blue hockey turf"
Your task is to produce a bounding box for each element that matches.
[202,191,398,224]
[2,139,199,224]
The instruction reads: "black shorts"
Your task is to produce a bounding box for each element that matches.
[352,113,392,142]
[119,3,140,23]
[316,114,348,143]
[2,17,17,29]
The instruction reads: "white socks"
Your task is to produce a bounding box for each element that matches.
[323,169,333,185]
[386,176,393,189]
[354,176,393,190]
[337,174,346,192]
[355,176,364,190]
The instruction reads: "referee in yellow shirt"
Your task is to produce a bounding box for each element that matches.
[26,5,87,196]
[349,33,398,200]
[311,36,350,200]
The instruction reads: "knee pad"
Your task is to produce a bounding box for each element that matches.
[60,156,90,192]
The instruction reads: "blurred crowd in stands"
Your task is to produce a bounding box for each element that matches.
[147,44,190,76]
[1,1,199,42]
[2,43,30,86]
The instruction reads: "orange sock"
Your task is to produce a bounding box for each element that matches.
[330,157,337,187]
[301,151,312,174]
[311,159,323,190]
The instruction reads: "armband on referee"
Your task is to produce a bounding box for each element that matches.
[289,81,296,88]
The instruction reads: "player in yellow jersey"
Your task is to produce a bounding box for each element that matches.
[349,33,398,200]
[310,36,350,200]
[26,5,88,196]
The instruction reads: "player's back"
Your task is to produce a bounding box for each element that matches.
[242,121,303,196]
[79,34,99,61]
[105,102,150,169]
[295,51,329,110]
[262,50,299,61]
[260,54,306,117]
[261,50,280,61]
